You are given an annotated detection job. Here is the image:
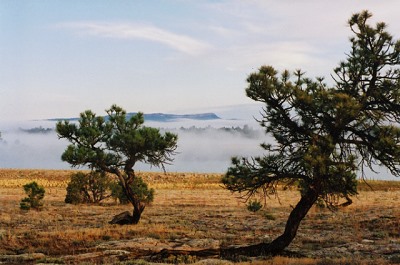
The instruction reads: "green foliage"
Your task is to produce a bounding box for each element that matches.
[56,105,178,171]
[110,177,154,205]
[65,171,112,204]
[247,199,263,213]
[19,198,32,210]
[56,104,177,223]
[110,181,130,204]
[20,181,45,210]
[130,176,155,203]
[221,11,400,255]
[223,11,400,210]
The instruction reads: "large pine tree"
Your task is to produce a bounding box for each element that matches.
[222,10,400,256]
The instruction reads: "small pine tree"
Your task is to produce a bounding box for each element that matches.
[56,104,177,224]
[20,181,45,210]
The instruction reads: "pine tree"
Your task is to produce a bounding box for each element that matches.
[222,10,400,256]
[20,182,45,210]
[57,104,177,224]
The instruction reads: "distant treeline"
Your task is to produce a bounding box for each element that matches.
[19,125,263,138]
[19,126,53,134]
[168,125,263,139]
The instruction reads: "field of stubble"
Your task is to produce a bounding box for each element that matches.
[0,169,399,265]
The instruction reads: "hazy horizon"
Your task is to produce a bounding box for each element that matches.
[0,115,398,181]
[0,115,265,173]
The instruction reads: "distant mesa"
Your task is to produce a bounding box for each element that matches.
[47,112,221,122]
[140,112,221,122]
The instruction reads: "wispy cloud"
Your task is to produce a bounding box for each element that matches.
[57,22,211,56]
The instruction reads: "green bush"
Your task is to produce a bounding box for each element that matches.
[65,171,112,204]
[131,176,154,203]
[20,181,45,210]
[247,199,263,213]
[110,181,130,204]
[110,176,154,205]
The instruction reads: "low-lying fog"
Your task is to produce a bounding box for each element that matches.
[0,118,397,180]
[0,119,266,173]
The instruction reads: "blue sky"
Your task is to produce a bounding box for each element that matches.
[1,1,400,121]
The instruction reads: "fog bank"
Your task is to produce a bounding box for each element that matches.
[0,119,398,180]
[0,120,266,173]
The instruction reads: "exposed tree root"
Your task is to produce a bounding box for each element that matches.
[145,243,305,262]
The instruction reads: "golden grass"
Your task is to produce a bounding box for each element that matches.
[0,169,399,264]
[1,168,398,190]
[0,169,223,189]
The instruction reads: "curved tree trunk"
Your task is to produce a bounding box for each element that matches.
[109,169,146,225]
[132,202,145,224]
[124,169,145,224]
[221,186,319,257]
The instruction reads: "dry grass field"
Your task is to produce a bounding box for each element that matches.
[0,169,400,264]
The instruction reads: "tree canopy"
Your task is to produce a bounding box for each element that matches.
[56,104,178,223]
[222,10,400,256]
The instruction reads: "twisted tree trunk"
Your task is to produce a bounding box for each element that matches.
[221,186,319,257]
[132,201,145,224]
[110,169,146,225]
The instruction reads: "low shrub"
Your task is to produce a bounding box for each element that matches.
[65,171,112,204]
[20,181,45,210]
[110,177,154,205]
[247,199,263,213]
